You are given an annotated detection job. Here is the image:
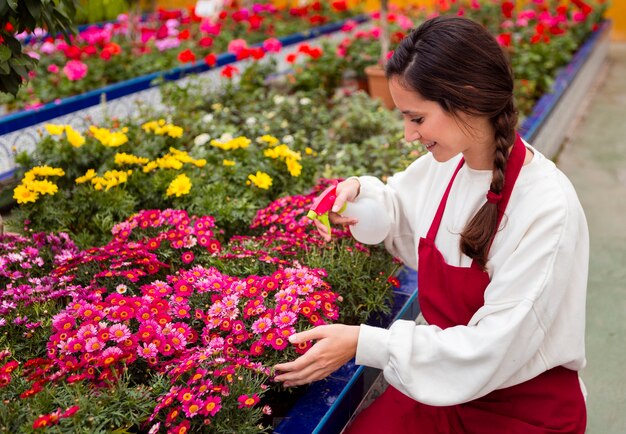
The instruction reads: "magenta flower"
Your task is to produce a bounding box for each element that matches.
[200,395,221,417]
[181,251,194,264]
[62,60,88,81]
[237,393,260,408]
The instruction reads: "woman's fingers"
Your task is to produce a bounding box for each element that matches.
[313,220,331,241]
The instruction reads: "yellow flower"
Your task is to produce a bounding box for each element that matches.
[143,161,158,173]
[13,185,39,204]
[141,120,183,138]
[211,136,251,151]
[27,180,58,195]
[247,171,272,190]
[65,126,85,147]
[286,157,302,177]
[258,135,279,146]
[166,174,192,197]
[107,131,129,147]
[192,159,207,168]
[27,166,64,178]
[45,124,66,135]
[89,126,128,147]
[114,153,149,166]
[76,169,97,184]
[102,170,131,190]
[223,159,236,167]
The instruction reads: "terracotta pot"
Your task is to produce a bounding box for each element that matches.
[364,65,395,109]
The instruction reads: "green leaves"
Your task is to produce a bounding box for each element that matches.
[0,0,77,96]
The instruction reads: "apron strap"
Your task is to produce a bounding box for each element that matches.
[426,133,527,255]
[426,158,465,241]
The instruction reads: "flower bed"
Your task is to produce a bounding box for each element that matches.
[1,2,357,114]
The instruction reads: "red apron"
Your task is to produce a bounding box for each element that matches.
[346,135,586,433]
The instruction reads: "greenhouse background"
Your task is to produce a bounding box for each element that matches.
[1,1,625,433]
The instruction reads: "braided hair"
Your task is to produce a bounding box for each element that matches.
[386,16,518,270]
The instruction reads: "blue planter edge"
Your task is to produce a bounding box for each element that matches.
[0,14,370,137]
[518,20,610,142]
[274,267,418,434]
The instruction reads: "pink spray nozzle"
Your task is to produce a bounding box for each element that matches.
[307,185,340,234]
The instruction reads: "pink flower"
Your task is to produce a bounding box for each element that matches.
[109,324,131,343]
[138,342,158,359]
[274,311,296,328]
[341,19,358,32]
[262,37,282,53]
[84,337,104,353]
[251,317,272,334]
[227,38,248,55]
[200,20,221,36]
[39,41,56,54]
[47,64,59,73]
[62,60,88,81]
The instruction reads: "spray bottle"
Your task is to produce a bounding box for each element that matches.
[307,185,391,245]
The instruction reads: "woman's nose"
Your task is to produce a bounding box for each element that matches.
[404,123,422,142]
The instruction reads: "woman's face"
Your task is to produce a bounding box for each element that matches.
[388,76,495,169]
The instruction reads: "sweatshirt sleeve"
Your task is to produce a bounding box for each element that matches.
[355,153,448,270]
[355,174,588,406]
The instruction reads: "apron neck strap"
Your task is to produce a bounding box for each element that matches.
[426,133,527,254]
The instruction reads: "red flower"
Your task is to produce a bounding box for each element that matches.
[204,53,217,67]
[64,45,82,60]
[501,1,515,19]
[198,36,213,48]
[248,14,263,30]
[221,65,239,78]
[285,53,298,64]
[308,47,323,60]
[331,1,348,12]
[496,33,512,47]
[178,29,191,40]
[251,47,265,60]
[177,49,196,63]
[62,405,80,418]
[33,415,54,429]
[387,276,401,288]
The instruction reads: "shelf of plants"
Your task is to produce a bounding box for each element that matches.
[0,4,369,179]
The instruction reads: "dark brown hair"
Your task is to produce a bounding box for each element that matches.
[386,15,518,270]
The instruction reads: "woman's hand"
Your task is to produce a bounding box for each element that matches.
[274,324,360,387]
[313,178,361,241]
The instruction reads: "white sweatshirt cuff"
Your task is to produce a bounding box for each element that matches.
[355,324,391,369]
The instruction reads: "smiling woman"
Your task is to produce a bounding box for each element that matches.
[276,15,590,434]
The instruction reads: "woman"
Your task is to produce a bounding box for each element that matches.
[274,16,588,433]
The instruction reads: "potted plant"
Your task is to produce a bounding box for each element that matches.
[364,0,395,109]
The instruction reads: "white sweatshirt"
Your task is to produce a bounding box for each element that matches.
[354,145,588,406]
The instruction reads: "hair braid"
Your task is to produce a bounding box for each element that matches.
[460,100,518,269]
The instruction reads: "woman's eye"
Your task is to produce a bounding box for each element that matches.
[411,117,424,125]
